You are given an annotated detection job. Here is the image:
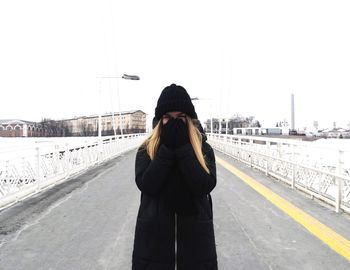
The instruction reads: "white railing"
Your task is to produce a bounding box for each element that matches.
[0,133,148,210]
[208,134,350,214]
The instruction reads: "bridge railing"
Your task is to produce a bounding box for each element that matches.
[0,133,148,210]
[208,134,350,214]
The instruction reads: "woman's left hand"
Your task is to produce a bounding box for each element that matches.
[174,118,190,148]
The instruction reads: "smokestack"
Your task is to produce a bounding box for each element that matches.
[291,94,295,130]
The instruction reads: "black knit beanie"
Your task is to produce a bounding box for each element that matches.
[154,83,197,120]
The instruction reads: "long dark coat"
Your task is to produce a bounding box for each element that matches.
[132,135,218,270]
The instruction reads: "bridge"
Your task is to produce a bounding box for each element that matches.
[0,134,350,269]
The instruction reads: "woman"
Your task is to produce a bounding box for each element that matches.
[132,84,218,270]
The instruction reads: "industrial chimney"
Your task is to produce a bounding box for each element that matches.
[291,94,295,131]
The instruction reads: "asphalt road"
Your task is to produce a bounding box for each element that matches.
[0,149,349,270]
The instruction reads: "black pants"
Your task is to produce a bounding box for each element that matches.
[132,212,218,270]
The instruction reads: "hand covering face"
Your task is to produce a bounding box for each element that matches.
[160,118,190,149]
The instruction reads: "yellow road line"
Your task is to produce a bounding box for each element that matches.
[216,156,350,262]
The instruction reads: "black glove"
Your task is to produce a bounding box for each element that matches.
[173,118,190,148]
[160,118,190,149]
[160,118,177,149]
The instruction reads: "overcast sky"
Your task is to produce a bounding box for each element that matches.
[1,0,349,130]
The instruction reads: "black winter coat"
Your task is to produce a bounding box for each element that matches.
[132,136,218,270]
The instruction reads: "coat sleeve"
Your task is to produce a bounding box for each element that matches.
[174,142,217,196]
[135,144,174,196]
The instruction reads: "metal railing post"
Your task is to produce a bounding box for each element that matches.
[65,143,70,178]
[249,139,253,167]
[291,144,296,189]
[335,149,344,213]
[265,141,270,176]
[238,138,242,161]
[84,141,88,168]
[277,142,281,158]
[21,157,25,187]
[5,160,10,193]
[36,147,41,191]
[54,145,59,174]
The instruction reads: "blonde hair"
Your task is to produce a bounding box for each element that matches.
[140,116,210,174]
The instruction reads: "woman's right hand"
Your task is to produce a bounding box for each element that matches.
[160,118,191,149]
[160,118,177,149]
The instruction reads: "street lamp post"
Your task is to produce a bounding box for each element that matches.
[96,74,140,141]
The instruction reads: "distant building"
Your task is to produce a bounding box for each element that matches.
[60,110,147,136]
[204,115,261,134]
[0,110,147,137]
[319,128,350,139]
[232,127,288,136]
[0,119,43,137]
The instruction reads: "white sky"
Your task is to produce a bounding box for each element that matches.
[1,0,349,130]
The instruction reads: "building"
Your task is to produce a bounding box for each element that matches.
[319,128,350,139]
[0,110,147,137]
[204,116,261,134]
[0,119,43,137]
[61,110,147,136]
[230,127,288,136]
